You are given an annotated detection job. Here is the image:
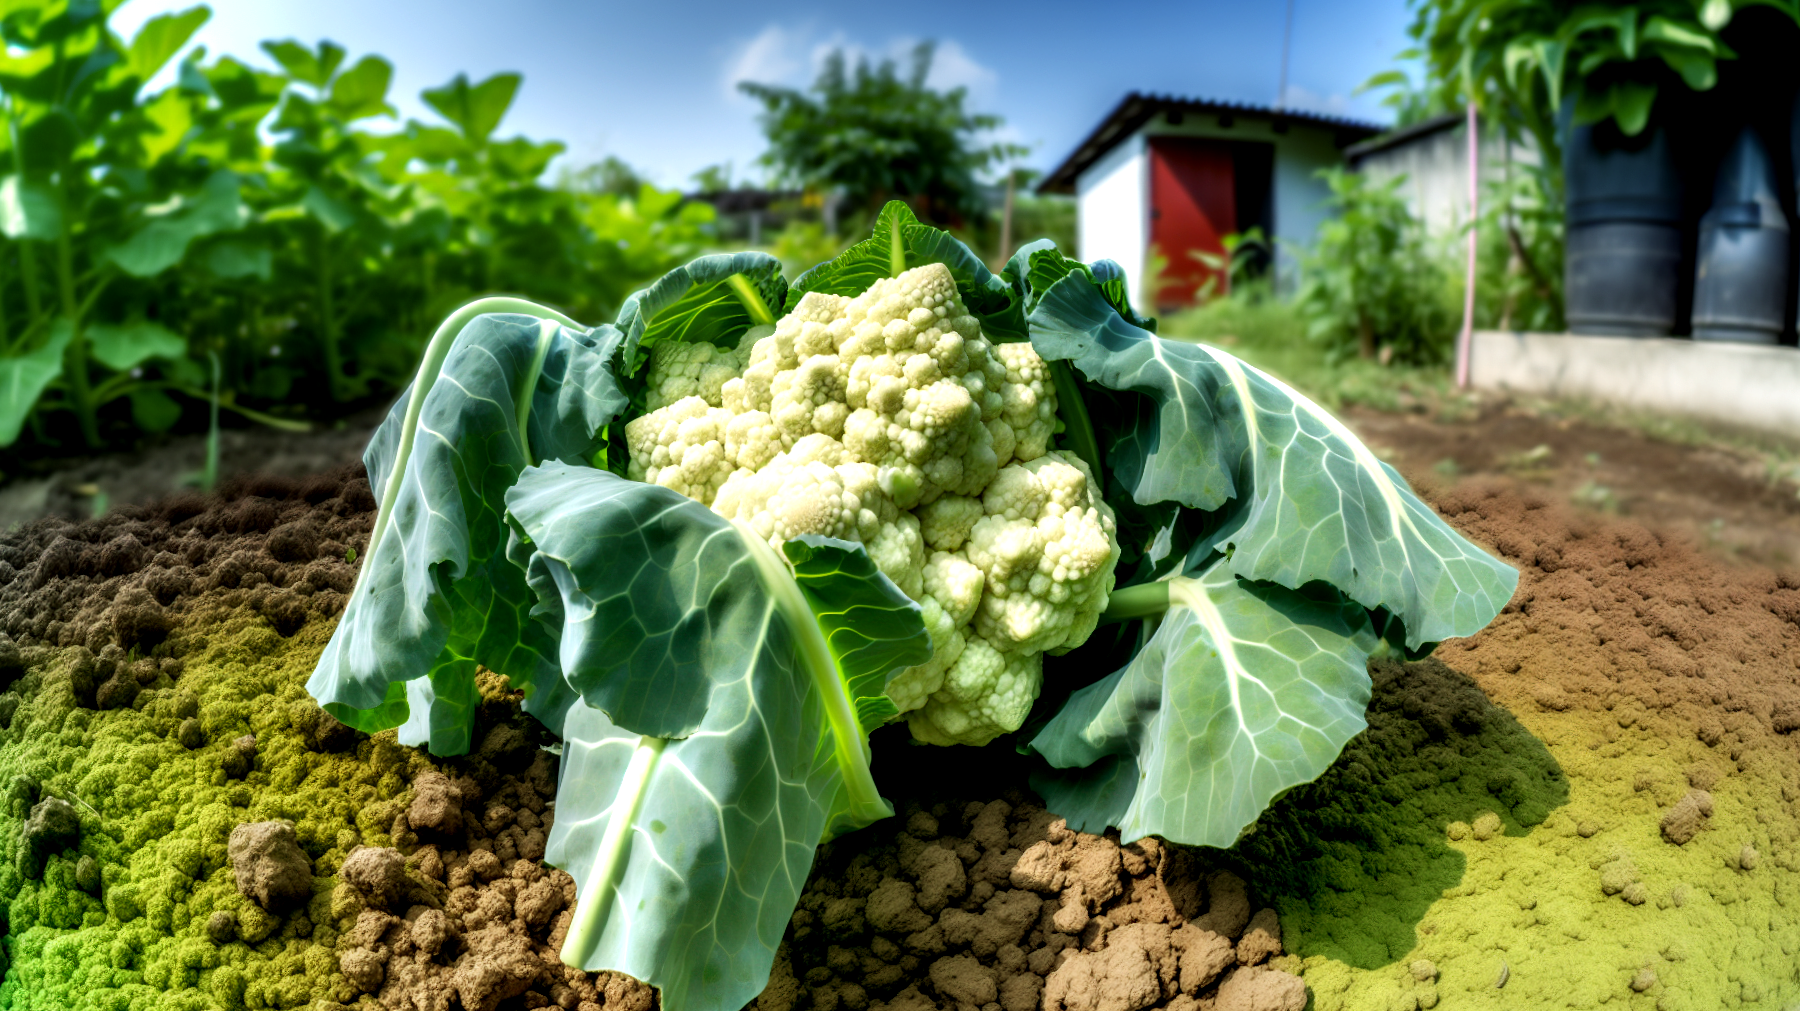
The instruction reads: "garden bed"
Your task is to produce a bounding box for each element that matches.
[0,457,1796,1010]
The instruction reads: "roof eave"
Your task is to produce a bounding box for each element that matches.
[1036,92,1385,196]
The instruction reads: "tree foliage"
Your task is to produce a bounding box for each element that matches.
[738,42,1024,225]
[1388,0,1794,176]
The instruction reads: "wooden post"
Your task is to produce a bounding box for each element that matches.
[1456,103,1478,390]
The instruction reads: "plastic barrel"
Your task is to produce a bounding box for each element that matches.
[1564,123,1683,336]
[1693,127,1789,343]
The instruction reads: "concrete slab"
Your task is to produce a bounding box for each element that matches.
[1470,330,1800,436]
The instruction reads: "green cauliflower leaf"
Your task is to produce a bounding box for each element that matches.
[1030,563,1378,847]
[305,307,623,752]
[508,462,927,1009]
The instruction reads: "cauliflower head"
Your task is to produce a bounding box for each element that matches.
[624,262,1120,745]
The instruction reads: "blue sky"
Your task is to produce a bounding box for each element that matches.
[112,0,1417,187]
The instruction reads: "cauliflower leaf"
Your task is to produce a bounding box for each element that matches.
[306,305,620,752]
[1026,260,1518,650]
[1030,563,1379,848]
[790,199,1027,341]
[506,462,927,1010]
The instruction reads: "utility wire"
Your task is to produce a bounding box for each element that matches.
[1276,0,1296,108]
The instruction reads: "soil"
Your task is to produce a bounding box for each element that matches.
[0,407,386,533]
[757,766,1306,1011]
[1251,481,1800,1009]
[1,409,1798,1008]
[1347,399,1800,570]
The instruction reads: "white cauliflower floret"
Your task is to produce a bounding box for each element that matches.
[966,452,1119,655]
[994,341,1056,464]
[757,265,1008,509]
[885,549,985,714]
[864,513,925,599]
[917,494,983,552]
[907,636,1043,747]
[643,324,772,412]
[624,396,736,506]
[626,264,1121,746]
[712,436,895,549]
[883,602,964,714]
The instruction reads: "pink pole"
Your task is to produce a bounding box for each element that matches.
[1456,103,1478,389]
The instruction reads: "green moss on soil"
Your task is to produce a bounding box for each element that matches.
[1236,484,1800,1011]
[0,610,421,1010]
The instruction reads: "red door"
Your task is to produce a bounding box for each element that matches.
[1148,137,1237,310]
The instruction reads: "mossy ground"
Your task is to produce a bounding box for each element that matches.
[1246,484,1800,1011]
[1,610,422,1010]
[1268,684,1800,1011]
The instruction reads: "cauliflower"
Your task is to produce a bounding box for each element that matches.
[625,262,1120,745]
[642,324,773,411]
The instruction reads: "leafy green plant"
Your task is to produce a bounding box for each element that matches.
[1295,168,1458,365]
[0,3,725,456]
[1475,162,1565,332]
[1394,0,1790,177]
[1156,297,1469,419]
[306,202,1515,1011]
[256,38,404,403]
[0,2,255,447]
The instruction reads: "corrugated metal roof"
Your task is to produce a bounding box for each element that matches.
[1343,110,1465,163]
[1037,92,1385,195]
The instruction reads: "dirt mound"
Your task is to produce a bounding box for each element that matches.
[5,456,1798,1010]
[0,467,373,655]
[332,752,654,1011]
[756,794,1303,1011]
[1279,481,1800,1010]
[0,474,653,1011]
[1435,480,1800,741]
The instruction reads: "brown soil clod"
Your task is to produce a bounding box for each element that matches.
[21,796,79,876]
[340,845,444,911]
[1660,790,1714,846]
[221,733,257,779]
[757,794,1302,1011]
[1212,964,1307,1011]
[335,751,654,1011]
[228,819,315,912]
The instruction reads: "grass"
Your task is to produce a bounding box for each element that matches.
[1154,297,1476,422]
[1151,295,1800,501]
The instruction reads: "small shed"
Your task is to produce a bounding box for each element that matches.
[1038,93,1380,311]
[1344,111,1537,239]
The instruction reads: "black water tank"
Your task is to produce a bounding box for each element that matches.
[1564,123,1683,335]
[1693,127,1789,343]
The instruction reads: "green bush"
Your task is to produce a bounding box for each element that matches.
[1158,294,1461,417]
[1473,165,1564,333]
[0,4,720,457]
[1294,168,1459,366]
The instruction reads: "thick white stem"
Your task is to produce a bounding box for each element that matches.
[559,734,666,969]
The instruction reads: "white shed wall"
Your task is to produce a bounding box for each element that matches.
[1353,120,1537,238]
[1076,134,1148,307]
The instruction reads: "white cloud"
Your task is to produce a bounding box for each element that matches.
[922,39,998,104]
[1279,83,1354,118]
[723,24,1001,108]
[723,23,809,101]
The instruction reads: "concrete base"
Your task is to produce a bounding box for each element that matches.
[1470,329,1800,436]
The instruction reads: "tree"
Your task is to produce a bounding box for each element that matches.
[1385,0,1785,181]
[738,42,1023,226]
